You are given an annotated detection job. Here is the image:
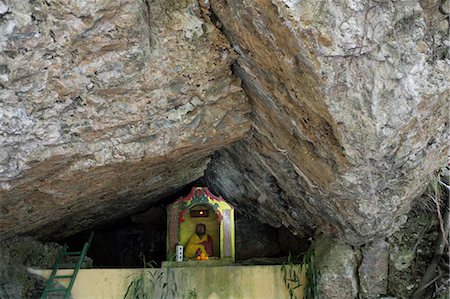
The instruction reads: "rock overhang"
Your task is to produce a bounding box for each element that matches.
[1,0,449,245]
[204,0,449,245]
[0,0,251,240]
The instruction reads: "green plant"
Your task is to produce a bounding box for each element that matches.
[281,250,320,299]
[302,250,320,299]
[160,261,178,299]
[281,253,302,299]
[123,255,178,299]
[412,169,449,298]
[186,288,197,299]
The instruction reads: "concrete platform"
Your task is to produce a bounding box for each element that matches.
[33,265,305,298]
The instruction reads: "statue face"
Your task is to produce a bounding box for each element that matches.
[196,224,206,235]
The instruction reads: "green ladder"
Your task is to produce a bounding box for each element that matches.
[41,232,94,299]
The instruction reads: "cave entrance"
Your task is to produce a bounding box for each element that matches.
[62,212,166,268]
[62,183,310,268]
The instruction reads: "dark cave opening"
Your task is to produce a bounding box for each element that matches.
[59,180,311,268]
[61,213,166,268]
[59,183,196,268]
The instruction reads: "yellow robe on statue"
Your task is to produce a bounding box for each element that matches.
[184,234,209,258]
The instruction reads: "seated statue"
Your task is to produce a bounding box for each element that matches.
[184,223,213,258]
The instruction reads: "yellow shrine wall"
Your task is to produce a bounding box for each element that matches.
[34,265,305,299]
[179,205,221,257]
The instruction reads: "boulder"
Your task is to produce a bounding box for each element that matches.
[359,239,389,298]
[313,235,358,299]
[0,237,65,298]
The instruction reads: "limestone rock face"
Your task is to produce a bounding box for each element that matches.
[313,235,358,299]
[0,0,448,247]
[205,0,449,244]
[0,0,250,239]
[0,237,65,298]
[359,239,389,298]
[235,215,281,260]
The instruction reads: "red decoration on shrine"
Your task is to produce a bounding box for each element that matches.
[204,188,227,203]
[178,209,187,223]
[216,212,223,223]
[175,187,231,224]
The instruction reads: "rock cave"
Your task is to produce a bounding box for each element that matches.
[0,0,449,298]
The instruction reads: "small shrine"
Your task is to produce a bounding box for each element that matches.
[165,187,235,266]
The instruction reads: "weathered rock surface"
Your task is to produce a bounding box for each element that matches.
[0,237,68,298]
[235,214,281,260]
[387,206,439,298]
[359,239,389,298]
[0,0,448,250]
[0,0,250,239]
[205,0,449,244]
[313,235,358,299]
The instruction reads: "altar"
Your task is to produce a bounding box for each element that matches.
[165,187,235,266]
